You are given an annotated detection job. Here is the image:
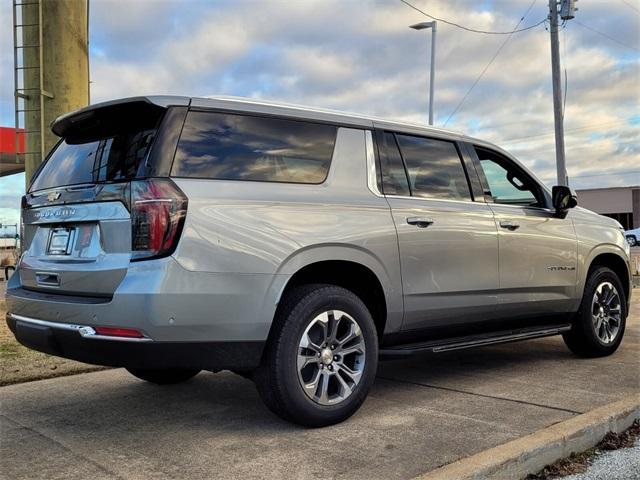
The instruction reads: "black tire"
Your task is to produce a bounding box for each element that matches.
[231,369,254,380]
[562,266,627,358]
[627,235,638,247]
[255,284,378,427]
[126,367,200,384]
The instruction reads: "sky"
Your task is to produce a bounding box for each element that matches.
[0,0,639,229]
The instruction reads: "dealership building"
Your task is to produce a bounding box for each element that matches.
[576,186,640,231]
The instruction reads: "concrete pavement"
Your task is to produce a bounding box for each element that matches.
[1,295,638,479]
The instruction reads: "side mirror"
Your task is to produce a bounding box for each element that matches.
[552,185,577,214]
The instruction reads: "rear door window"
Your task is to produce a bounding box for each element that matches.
[379,132,410,196]
[394,134,471,201]
[172,111,337,184]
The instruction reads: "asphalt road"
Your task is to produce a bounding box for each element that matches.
[1,293,638,480]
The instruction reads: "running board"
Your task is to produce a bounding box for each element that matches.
[379,324,572,359]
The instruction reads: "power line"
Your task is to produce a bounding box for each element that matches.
[442,0,540,127]
[619,0,640,15]
[573,20,640,52]
[500,120,631,144]
[398,0,546,35]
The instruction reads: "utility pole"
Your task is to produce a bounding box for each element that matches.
[548,0,577,186]
[549,0,567,186]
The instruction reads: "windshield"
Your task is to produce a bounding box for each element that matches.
[30,127,157,192]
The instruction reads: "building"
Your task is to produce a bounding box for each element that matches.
[576,186,640,231]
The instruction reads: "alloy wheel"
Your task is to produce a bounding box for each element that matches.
[591,281,622,344]
[297,310,366,406]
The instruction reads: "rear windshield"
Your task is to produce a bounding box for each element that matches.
[30,127,157,192]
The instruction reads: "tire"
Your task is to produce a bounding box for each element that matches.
[626,235,638,247]
[126,367,200,384]
[255,284,378,427]
[562,266,627,358]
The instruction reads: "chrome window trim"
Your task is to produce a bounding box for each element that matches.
[365,130,383,197]
[382,194,483,206]
[8,313,153,342]
[368,129,481,206]
[488,203,556,214]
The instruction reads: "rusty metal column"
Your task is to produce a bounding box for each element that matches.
[18,0,89,186]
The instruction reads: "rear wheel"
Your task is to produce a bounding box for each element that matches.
[255,284,378,427]
[563,266,627,357]
[126,367,200,384]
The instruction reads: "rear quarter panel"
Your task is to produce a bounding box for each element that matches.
[171,127,403,333]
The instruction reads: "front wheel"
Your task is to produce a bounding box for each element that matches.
[126,367,201,384]
[255,284,378,427]
[563,266,627,358]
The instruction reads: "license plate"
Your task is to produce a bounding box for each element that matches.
[47,228,74,255]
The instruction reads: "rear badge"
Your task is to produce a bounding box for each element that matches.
[34,207,76,219]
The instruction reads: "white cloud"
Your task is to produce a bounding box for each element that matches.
[0,0,638,205]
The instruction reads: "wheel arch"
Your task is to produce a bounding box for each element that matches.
[270,245,403,340]
[584,248,631,305]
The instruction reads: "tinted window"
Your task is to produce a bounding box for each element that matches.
[172,111,337,183]
[395,134,470,200]
[380,132,410,196]
[476,148,540,206]
[30,128,157,192]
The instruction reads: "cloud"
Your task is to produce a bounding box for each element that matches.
[0,0,638,204]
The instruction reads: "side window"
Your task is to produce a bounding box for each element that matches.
[475,148,541,206]
[172,111,337,184]
[379,132,410,196]
[395,134,471,200]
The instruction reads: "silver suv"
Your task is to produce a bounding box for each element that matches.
[6,96,632,426]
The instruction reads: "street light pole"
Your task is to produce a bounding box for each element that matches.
[410,21,437,125]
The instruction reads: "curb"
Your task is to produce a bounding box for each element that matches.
[415,394,640,480]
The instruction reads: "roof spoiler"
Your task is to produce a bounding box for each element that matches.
[51,96,190,138]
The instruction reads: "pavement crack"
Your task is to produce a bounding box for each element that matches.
[0,414,125,479]
[375,376,583,415]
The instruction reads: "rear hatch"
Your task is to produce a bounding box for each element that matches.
[19,99,187,297]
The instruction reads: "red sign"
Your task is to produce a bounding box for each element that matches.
[0,127,26,154]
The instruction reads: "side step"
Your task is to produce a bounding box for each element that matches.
[379,324,572,359]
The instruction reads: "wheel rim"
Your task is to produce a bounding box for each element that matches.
[297,310,366,406]
[591,281,622,344]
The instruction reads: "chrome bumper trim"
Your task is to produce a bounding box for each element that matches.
[8,313,153,342]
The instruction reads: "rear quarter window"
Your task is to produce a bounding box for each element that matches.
[172,111,337,184]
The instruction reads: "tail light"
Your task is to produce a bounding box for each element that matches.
[130,179,187,261]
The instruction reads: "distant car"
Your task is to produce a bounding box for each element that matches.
[5,96,633,427]
[625,228,639,247]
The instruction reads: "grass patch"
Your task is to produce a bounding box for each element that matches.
[0,289,107,386]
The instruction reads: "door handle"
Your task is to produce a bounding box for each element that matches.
[406,217,434,228]
[499,220,520,230]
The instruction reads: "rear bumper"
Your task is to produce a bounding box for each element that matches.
[6,313,265,370]
[5,257,289,343]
